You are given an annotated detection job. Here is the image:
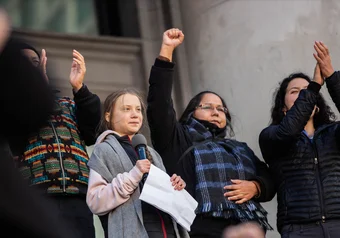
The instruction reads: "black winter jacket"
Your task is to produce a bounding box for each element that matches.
[259,72,340,233]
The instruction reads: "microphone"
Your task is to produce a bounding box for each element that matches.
[131,134,149,180]
[131,134,148,160]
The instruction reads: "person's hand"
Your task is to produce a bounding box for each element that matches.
[135,159,151,174]
[69,49,86,92]
[313,62,324,86]
[39,49,48,82]
[224,179,259,204]
[159,28,184,61]
[162,28,184,49]
[0,8,10,53]
[313,41,334,78]
[170,174,186,190]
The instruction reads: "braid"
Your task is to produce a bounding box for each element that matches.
[145,147,153,164]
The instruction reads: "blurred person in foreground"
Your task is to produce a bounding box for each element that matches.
[0,8,76,238]
[222,222,265,238]
[13,34,101,237]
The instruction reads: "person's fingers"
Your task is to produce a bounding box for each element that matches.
[224,190,241,197]
[174,178,185,190]
[170,174,177,182]
[319,41,329,54]
[172,175,181,186]
[179,31,185,40]
[224,185,240,190]
[230,179,242,184]
[72,51,84,63]
[72,58,82,66]
[316,41,328,56]
[314,43,325,58]
[41,49,46,59]
[313,53,323,64]
[73,49,84,59]
[235,197,248,204]
[227,194,243,201]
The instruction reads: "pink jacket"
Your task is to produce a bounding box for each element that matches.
[86,130,143,216]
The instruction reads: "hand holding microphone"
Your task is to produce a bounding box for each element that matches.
[135,160,151,174]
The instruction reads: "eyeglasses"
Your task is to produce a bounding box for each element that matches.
[196,103,228,114]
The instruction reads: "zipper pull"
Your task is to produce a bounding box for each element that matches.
[314,158,318,164]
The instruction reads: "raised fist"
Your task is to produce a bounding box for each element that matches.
[162,28,184,49]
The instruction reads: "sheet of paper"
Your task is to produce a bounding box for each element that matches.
[139,164,198,231]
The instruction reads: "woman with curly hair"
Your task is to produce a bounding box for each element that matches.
[259,41,340,238]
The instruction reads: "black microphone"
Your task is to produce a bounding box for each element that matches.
[131,134,148,160]
[131,134,148,180]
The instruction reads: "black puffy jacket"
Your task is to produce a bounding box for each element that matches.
[259,71,340,233]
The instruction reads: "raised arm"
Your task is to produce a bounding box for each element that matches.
[146,28,184,152]
[70,50,101,146]
[259,64,324,163]
[260,83,320,144]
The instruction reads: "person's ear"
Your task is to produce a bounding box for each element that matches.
[105,112,110,123]
[282,107,287,116]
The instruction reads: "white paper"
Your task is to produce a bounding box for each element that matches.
[139,164,198,231]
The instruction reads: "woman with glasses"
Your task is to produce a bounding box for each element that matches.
[146,28,275,238]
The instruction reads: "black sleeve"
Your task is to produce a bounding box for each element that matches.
[326,71,340,112]
[147,58,192,175]
[73,84,101,146]
[245,145,276,202]
[0,37,54,153]
[177,152,196,197]
[325,71,340,140]
[147,58,177,152]
[259,83,320,163]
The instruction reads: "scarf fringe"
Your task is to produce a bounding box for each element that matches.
[196,201,273,230]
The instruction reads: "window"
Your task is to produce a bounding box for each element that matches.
[0,0,140,37]
[0,0,98,35]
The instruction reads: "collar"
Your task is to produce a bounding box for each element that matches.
[189,117,227,138]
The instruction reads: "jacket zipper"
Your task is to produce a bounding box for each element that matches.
[50,122,66,192]
[303,133,326,223]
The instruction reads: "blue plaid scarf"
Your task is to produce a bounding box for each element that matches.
[185,117,272,230]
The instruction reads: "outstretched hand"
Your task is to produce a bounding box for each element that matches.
[69,49,86,92]
[313,41,334,79]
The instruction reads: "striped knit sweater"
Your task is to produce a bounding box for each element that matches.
[17,96,95,195]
